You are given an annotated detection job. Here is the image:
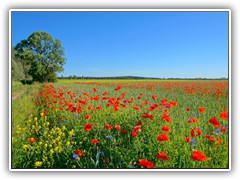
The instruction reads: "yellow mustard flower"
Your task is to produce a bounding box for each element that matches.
[35,161,43,167]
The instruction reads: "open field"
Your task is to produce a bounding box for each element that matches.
[11,80,229,169]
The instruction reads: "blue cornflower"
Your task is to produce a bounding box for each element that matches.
[63,120,67,123]
[72,136,76,140]
[190,139,197,143]
[144,140,148,144]
[215,129,221,133]
[99,151,104,155]
[73,154,78,159]
[106,135,112,139]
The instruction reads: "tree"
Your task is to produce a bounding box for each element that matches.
[14,31,66,82]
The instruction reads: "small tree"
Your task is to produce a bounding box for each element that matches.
[47,72,58,82]
[14,42,33,80]
[12,59,25,81]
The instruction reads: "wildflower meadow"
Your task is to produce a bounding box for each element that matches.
[11,80,229,169]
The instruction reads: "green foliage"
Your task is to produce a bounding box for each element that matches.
[14,31,66,83]
[12,59,25,80]
[47,73,58,82]
[13,44,33,80]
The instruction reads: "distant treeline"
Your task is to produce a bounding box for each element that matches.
[58,75,228,80]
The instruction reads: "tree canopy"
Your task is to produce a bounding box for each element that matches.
[13,31,66,82]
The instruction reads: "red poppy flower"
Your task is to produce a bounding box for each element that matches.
[114,106,120,111]
[85,114,91,120]
[75,149,85,157]
[186,108,190,112]
[137,120,142,126]
[161,98,167,103]
[121,103,127,108]
[138,159,149,167]
[93,95,100,101]
[198,107,205,113]
[156,152,169,160]
[170,101,177,106]
[94,124,97,128]
[220,126,227,133]
[220,111,228,120]
[186,136,191,143]
[152,95,157,100]
[114,85,121,91]
[191,151,208,161]
[121,129,127,134]
[162,114,171,122]
[103,91,108,96]
[133,106,140,111]
[132,131,138,137]
[138,159,154,168]
[133,126,141,132]
[188,117,198,123]
[149,106,156,111]
[95,106,102,110]
[115,125,121,130]
[162,126,170,133]
[93,88,97,92]
[209,117,220,127]
[105,123,113,130]
[84,123,92,132]
[28,137,37,143]
[142,113,154,120]
[158,134,169,141]
[190,128,202,137]
[91,139,99,145]
[143,100,149,105]
[204,135,213,139]
[146,161,154,169]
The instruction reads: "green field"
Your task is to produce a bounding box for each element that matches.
[11,80,229,169]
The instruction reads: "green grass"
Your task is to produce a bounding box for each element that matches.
[11,81,42,168]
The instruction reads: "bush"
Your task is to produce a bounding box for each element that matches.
[47,73,58,83]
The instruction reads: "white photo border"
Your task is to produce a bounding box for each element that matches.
[9,8,231,172]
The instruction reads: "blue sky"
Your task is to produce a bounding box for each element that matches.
[12,11,229,78]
